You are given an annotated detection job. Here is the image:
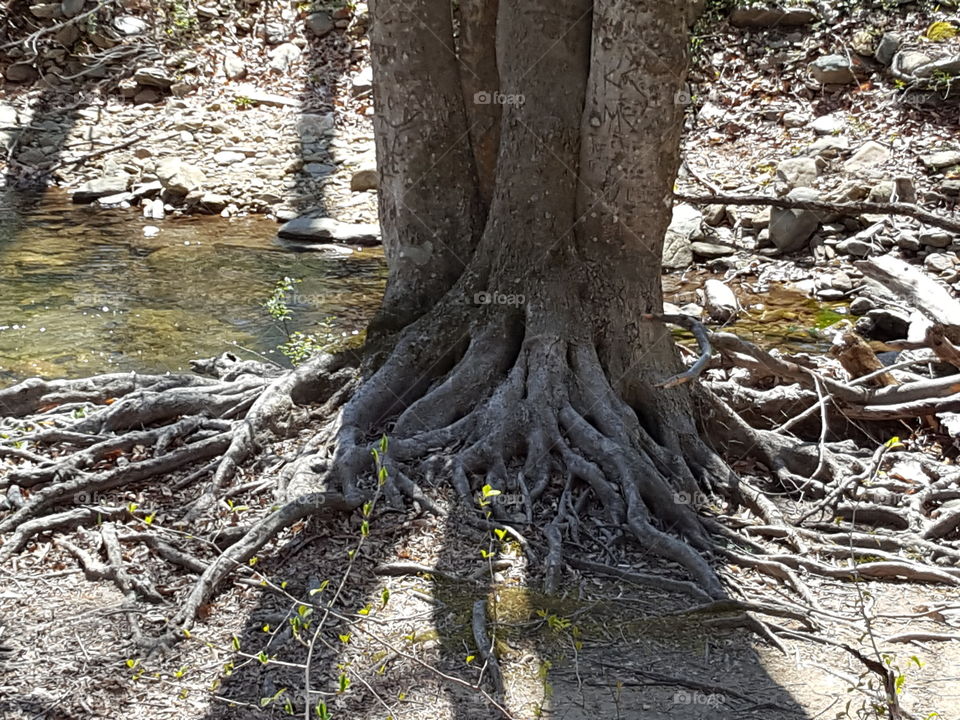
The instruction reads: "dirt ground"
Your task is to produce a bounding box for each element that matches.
[2,494,959,720]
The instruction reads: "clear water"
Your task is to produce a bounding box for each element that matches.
[0,191,386,384]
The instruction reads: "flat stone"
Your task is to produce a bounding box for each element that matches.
[782,111,808,128]
[72,176,130,203]
[921,151,960,171]
[811,114,844,135]
[234,87,300,108]
[5,63,38,84]
[894,50,933,76]
[691,241,734,258]
[133,66,174,88]
[919,230,952,248]
[114,15,147,35]
[96,192,134,207]
[810,54,856,85]
[849,296,875,315]
[925,252,957,273]
[277,216,381,246]
[803,136,849,158]
[61,0,84,16]
[913,56,960,79]
[844,141,890,173]
[304,163,335,177]
[29,3,61,18]
[213,150,246,165]
[269,42,302,73]
[352,66,373,96]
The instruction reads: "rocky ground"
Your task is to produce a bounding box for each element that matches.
[4,2,960,720]
[1,0,379,240]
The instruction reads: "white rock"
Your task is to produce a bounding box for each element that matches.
[143,225,160,237]
[843,141,890,173]
[223,52,247,80]
[214,150,246,165]
[702,279,739,323]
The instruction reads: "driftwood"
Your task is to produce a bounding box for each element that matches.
[676,192,960,235]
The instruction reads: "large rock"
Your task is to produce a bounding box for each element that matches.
[662,203,703,269]
[72,176,130,203]
[769,188,821,253]
[729,7,815,27]
[844,141,890,173]
[809,55,856,85]
[277,217,381,246]
[777,156,818,188]
[156,158,205,195]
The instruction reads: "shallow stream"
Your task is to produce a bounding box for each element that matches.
[0,192,843,385]
[0,191,386,383]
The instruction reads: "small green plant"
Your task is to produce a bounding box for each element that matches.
[233,95,254,110]
[263,277,335,365]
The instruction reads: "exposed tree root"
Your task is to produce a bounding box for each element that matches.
[2,317,960,667]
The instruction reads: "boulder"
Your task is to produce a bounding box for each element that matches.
[769,187,820,253]
[662,203,703,269]
[277,217,381,246]
[809,55,856,85]
[156,158,205,195]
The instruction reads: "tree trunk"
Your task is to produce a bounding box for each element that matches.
[300,0,725,596]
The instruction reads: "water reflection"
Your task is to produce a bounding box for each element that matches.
[0,190,386,382]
